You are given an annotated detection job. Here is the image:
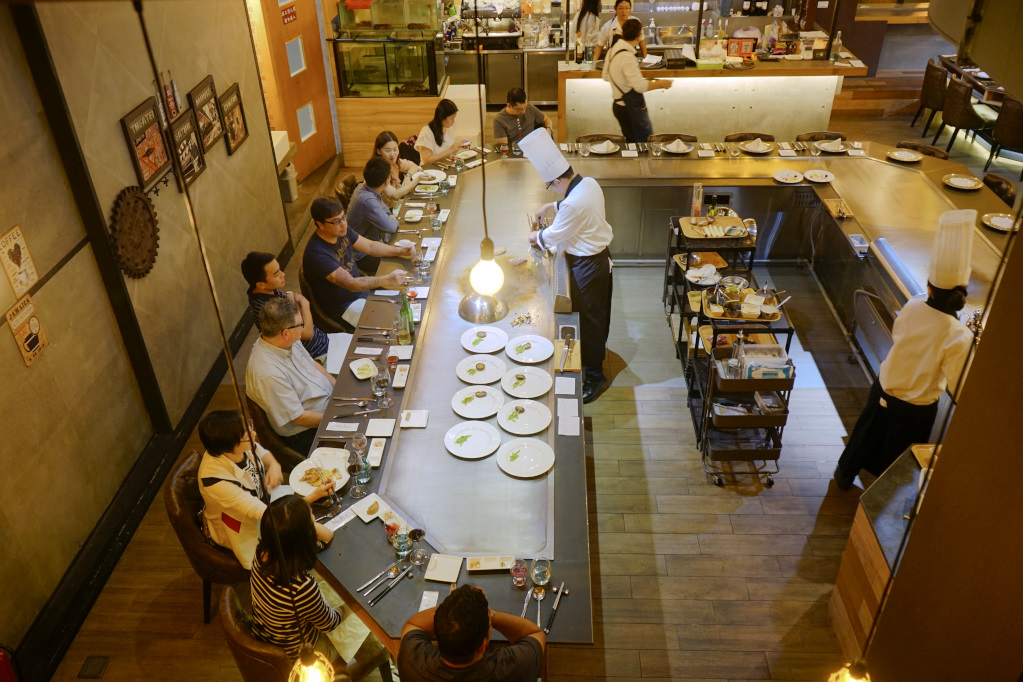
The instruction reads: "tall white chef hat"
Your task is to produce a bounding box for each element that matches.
[519,128,570,183]
[928,208,976,289]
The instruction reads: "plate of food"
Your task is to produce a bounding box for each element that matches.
[505,335,555,363]
[415,184,440,194]
[404,209,423,223]
[739,139,773,154]
[497,399,552,435]
[414,169,447,183]
[887,149,923,163]
[451,385,505,419]
[443,421,502,459]
[496,438,555,477]
[501,366,553,399]
[466,555,515,571]
[349,358,377,380]
[289,449,350,496]
[773,169,803,184]
[588,140,620,154]
[461,326,509,353]
[981,212,1018,232]
[455,149,478,160]
[804,169,835,183]
[814,139,851,153]
[942,173,982,190]
[456,354,507,384]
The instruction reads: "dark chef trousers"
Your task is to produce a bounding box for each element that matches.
[566,248,613,381]
[836,379,938,479]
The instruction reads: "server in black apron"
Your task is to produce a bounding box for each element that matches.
[519,129,615,403]
[601,18,671,143]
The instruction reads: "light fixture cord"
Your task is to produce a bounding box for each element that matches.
[473,0,489,241]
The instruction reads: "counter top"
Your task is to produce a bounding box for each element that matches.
[559,58,868,78]
[859,450,921,570]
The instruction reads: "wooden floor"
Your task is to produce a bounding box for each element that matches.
[51,109,1020,681]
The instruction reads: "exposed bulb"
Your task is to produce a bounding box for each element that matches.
[470,257,504,296]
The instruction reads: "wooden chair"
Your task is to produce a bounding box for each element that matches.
[333,173,359,211]
[163,452,249,624]
[932,78,998,152]
[246,397,307,472]
[647,133,698,144]
[895,140,949,160]
[723,132,775,142]
[982,97,1023,180]
[298,265,354,334]
[576,133,626,144]
[795,131,846,142]
[983,172,1017,208]
[221,586,393,682]
[912,59,948,138]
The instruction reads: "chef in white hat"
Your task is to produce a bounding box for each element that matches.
[519,128,615,403]
[835,209,976,490]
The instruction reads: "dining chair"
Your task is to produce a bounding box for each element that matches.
[647,133,698,144]
[298,265,354,334]
[723,132,775,142]
[246,397,307,472]
[221,586,394,682]
[911,59,948,138]
[983,172,1017,208]
[576,133,626,144]
[931,77,998,152]
[982,97,1023,180]
[333,173,359,211]
[895,140,949,160]
[164,451,250,624]
[795,131,847,142]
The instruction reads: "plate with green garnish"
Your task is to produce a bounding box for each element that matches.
[460,326,508,354]
[443,421,502,459]
[456,354,507,384]
[496,438,555,477]
[451,385,505,419]
[497,399,552,435]
[501,367,553,399]
[505,335,554,364]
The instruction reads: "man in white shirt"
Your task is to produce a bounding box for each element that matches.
[602,18,670,143]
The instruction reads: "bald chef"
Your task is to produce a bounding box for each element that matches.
[519,128,614,403]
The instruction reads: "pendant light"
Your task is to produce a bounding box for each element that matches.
[288,648,334,682]
[827,658,870,682]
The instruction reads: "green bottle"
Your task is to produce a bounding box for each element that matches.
[709,194,719,217]
[399,293,414,345]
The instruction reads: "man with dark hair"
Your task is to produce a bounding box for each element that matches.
[493,88,552,146]
[245,296,335,454]
[397,584,544,681]
[241,251,329,362]
[348,158,400,274]
[303,197,411,327]
[601,17,670,142]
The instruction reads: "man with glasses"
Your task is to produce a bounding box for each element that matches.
[304,197,412,327]
[245,297,335,453]
[493,88,553,147]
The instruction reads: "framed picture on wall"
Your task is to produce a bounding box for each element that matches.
[170,109,206,188]
[219,83,249,155]
[119,97,171,192]
[187,75,224,152]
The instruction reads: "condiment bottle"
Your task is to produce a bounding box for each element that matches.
[691,183,703,217]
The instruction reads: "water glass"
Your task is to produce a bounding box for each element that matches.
[438,178,450,195]
[530,556,551,586]
[512,142,522,157]
[730,143,740,158]
[510,559,528,587]
[409,246,425,284]
[454,157,465,173]
[356,453,372,485]
[392,529,412,560]
[417,256,430,280]
[430,213,442,231]
[650,142,662,157]
[811,145,822,157]
[580,142,591,157]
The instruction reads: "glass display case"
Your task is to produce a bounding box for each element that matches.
[337,0,439,35]
[331,37,446,97]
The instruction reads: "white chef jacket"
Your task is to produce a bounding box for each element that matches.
[878,297,973,405]
[573,11,601,47]
[536,176,614,256]
[597,16,624,50]
[602,40,649,100]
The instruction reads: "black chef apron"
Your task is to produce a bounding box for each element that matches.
[566,247,613,380]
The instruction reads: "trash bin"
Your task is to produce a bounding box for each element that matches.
[279,163,298,203]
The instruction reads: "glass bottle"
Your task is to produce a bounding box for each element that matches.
[399,293,415,345]
[691,183,703,217]
[708,194,718,217]
[830,30,843,62]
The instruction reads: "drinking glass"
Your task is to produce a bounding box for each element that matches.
[386,352,400,373]
[650,142,662,157]
[407,512,428,566]
[426,199,438,216]
[810,144,822,157]
[430,213,442,231]
[530,556,551,587]
[409,246,424,284]
[512,142,522,157]
[510,559,528,587]
[315,456,343,518]
[438,177,451,196]
[730,143,740,158]
[351,432,368,458]
[499,143,509,158]
[374,365,393,408]
[454,157,465,173]
[392,525,413,561]
[417,254,430,280]
[356,452,372,486]
[580,142,591,157]
[347,461,368,499]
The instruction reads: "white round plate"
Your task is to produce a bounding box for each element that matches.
[813,140,850,153]
[501,366,554,399]
[773,169,803,184]
[588,142,620,155]
[349,358,377,380]
[943,173,982,190]
[461,326,509,353]
[451,385,505,419]
[804,169,834,183]
[415,184,439,194]
[404,209,423,223]
[444,421,503,459]
[662,141,693,154]
[457,354,507,384]
[981,212,1018,232]
[415,169,447,183]
[290,448,350,496]
[887,149,923,163]
[739,140,773,154]
[505,335,555,363]
[455,149,478,160]
[497,399,553,435]
[496,438,556,477]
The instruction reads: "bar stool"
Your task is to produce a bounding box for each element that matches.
[795,131,846,142]
[724,132,775,142]
[895,140,949,160]
[911,59,947,138]
[576,133,626,144]
[648,133,698,145]
[932,78,998,153]
[982,97,1023,181]
[983,172,1017,208]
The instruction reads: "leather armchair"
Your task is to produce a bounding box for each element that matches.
[246,396,307,472]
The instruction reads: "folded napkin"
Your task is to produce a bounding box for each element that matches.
[591,140,616,153]
[665,139,690,153]
[820,139,843,152]
[394,239,415,248]
[747,137,768,152]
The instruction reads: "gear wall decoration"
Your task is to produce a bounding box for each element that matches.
[109,186,160,278]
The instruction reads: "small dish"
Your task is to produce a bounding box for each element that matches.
[455,149,478,160]
[773,169,803,184]
[404,209,423,223]
[425,554,463,582]
[804,169,834,183]
[349,358,377,380]
[980,212,1018,232]
[942,173,982,190]
[415,184,440,194]
[444,421,503,459]
[887,149,923,163]
[466,555,515,571]
[461,326,509,353]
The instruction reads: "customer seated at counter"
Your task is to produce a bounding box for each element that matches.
[303,197,411,327]
[373,130,422,208]
[593,0,646,61]
[348,158,400,273]
[246,297,335,454]
[493,88,553,147]
[197,410,333,569]
[603,18,671,143]
[415,99,471,165]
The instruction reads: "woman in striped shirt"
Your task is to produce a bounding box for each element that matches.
[251,495,342,662]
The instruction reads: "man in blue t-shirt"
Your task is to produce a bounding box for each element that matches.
[303,198,411,327]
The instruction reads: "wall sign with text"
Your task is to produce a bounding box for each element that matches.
[282,5,297,24]
[6,294,47,366]
[1,225,38,298]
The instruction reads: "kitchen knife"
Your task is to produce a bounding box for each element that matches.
[544,582,566,633]
[558,326,575,372]
[357,560,399,592]
[369,565,413,606]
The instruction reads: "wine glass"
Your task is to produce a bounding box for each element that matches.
[530,556,551,587]
[810,142,822,157]
[409,246,424,285]
[425,199,438,216]
[315,456,344,518]
[406,287,419,302]
[351,432,368,458]
[407,511,428,566]
[347,460,368,499]
[730,143,740,158]
[386,352,400,373]
[374,364,393,409]
[510,559,528,587]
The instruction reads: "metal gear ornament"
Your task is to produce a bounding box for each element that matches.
[109,186,160,278]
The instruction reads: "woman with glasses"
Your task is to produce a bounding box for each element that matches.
[197,410,334,569]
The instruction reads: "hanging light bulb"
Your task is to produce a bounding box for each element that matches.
[469,237,504,296]
[288,647,334,682]
[827,658,870,682]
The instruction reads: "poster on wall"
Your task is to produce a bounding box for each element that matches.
[188,75,225,152]
[170,109,206,188]
[119,97,171,192]
[1,225,39,298]
[6,294,47,367]
[219,83,249,155]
